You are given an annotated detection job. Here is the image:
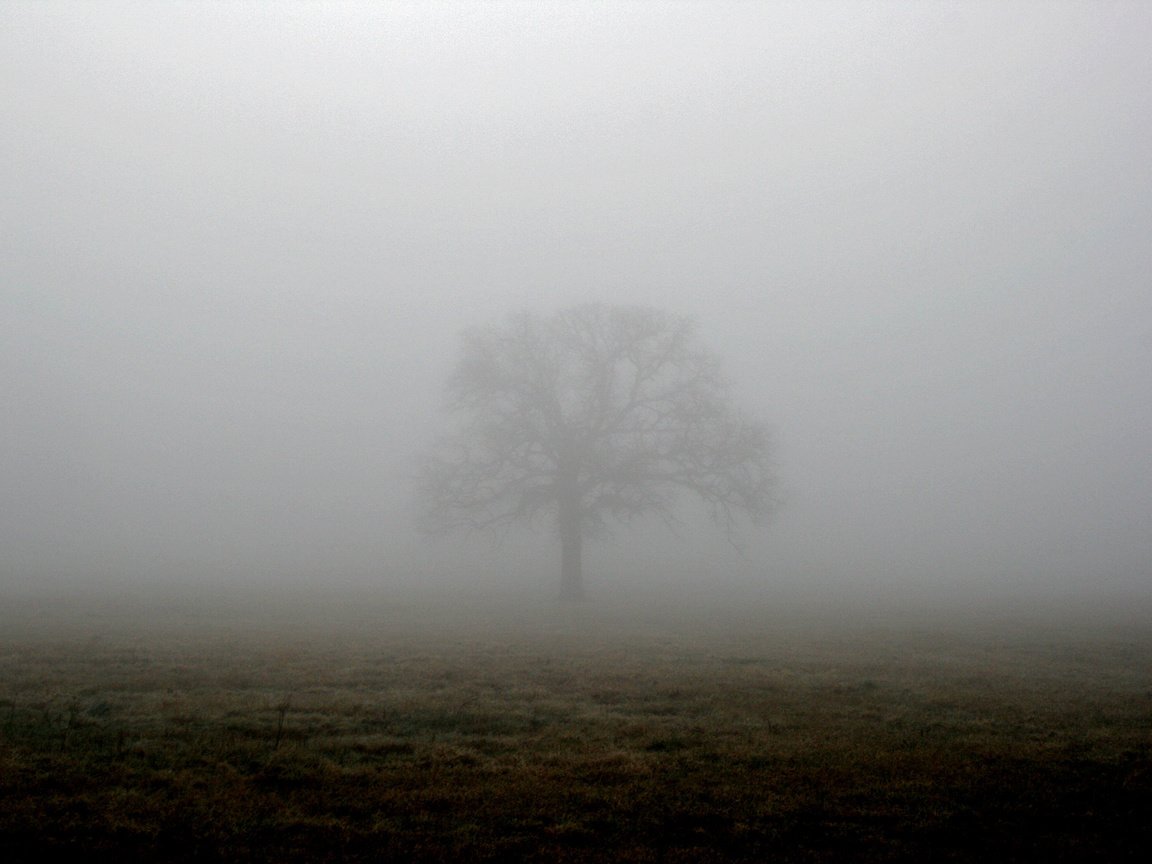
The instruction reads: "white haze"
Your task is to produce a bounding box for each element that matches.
[2,2,1150,601]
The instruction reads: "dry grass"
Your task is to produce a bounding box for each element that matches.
[1,587,1150,861]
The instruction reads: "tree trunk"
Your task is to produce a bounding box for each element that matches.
[557,487,585,601]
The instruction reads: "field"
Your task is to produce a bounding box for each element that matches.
[1,586,1150,862]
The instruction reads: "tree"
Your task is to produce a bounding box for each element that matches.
[419,304,774,600]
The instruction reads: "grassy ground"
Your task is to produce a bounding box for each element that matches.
[1,587,1150,861]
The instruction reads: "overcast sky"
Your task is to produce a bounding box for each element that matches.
[3,2,1150,597]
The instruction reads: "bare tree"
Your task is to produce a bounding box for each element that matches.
[419,304,775,600]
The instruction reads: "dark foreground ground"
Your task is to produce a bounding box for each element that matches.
[1,586,1150,862]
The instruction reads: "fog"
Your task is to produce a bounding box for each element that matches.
[3,2,1150,602]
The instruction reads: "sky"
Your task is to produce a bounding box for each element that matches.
[2,2,1150,598]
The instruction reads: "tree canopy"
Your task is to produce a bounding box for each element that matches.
[419,304,774,599]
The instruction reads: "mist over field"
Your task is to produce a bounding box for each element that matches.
[5,8,1152,860]
[3,2,1150,603]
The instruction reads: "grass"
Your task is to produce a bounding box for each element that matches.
[1,586,1150,861]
